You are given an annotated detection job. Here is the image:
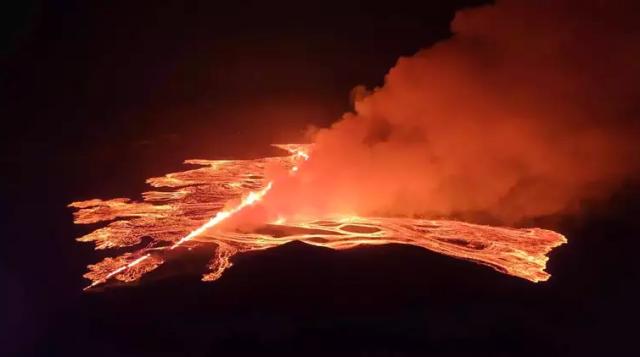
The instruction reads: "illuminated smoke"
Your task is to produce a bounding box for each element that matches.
[70,0,640,288]
[262,0,640,224]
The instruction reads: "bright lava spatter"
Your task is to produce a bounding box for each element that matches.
[70,144,566,289]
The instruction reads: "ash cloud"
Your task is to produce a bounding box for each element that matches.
[264,0,640,224]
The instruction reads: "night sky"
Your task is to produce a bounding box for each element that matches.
[2,1,640,355]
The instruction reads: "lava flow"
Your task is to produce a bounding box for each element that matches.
[70,144,566,289]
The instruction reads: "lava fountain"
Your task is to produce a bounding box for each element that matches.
[70,144,566,290]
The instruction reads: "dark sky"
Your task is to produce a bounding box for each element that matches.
[2,0,484,159]
[2,1,639,356]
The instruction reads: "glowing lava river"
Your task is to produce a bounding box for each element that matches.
[70,144,566,290]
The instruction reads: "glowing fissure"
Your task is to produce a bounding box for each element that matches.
[170,181,273,250]
[70,144,566,289]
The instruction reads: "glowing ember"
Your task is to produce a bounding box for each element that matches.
[70,145,566,289]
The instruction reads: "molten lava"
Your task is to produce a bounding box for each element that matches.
[70,145,566,289]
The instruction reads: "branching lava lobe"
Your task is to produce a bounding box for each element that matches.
[70,144,566,289]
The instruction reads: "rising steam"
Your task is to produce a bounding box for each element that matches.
[70,0,636,288]
[261,0,640,224]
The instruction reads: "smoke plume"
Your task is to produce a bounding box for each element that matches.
[259,0,640,224]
